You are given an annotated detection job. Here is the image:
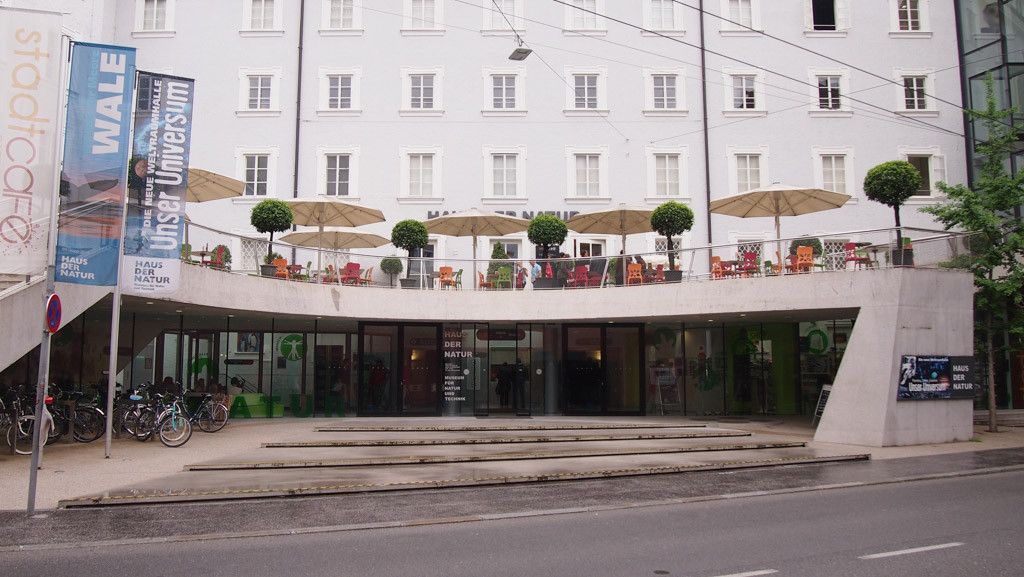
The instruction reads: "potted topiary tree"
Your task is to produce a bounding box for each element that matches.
[863,160,921,266]
[650,201,695,282]
[527,214,567,288]
[487,241,510,275]
[788,237,823,257]
[391,219,430,288]
[380,256,403,287]
[250,199,293,267]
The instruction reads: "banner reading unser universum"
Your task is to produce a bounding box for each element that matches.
[0,8,63,274]
[54,42,136,286]
[122,72,195,294]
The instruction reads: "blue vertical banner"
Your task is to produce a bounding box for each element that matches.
[55,42,136,286]
[122,72,194,294]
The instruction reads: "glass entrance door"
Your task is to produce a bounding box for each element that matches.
[564,325,644,415]
[359,324,441,416]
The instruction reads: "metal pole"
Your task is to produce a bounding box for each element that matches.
[27,33,72,516]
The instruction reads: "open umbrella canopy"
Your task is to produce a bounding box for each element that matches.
[280,227,390,251]
[565,204,654,252]
[709,183,851,263]
[284,195,386,228]
[185,169,245,203]
[423,208,530,289]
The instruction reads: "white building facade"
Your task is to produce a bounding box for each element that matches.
[10,0,966,265]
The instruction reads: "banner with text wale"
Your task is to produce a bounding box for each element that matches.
[122,72,194,294]
[0,8,63,275]
[54,42,136,286]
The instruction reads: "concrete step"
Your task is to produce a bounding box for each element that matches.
[262,431,751,448]
[185,441,809,471]
[313,423,708,432]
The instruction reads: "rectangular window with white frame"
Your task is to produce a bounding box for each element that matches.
[889,0,931,36]
[404,0,444,34]
[898,146,946,197]
[565,146,609,200]
[564,0,606,34]
[808,68,851,116]
[238,68,281,115]
[644,68,687,115]
[720,0,762,33]
[242,0,283,34]
[400,146,444,202]
[727,145,769,195]
[483,0,523,33]
[483,145,527,201]
[135,0,176,36]
[236,146,279,198]
[812,146,855,199]
[316,146,360,198]
[723,68,765,115]
[481,67,526,115]
[645,0,685,34]
[318,68,361,115]
[645,146,689,201]
[401,67,444,115]
[804,0,850,34]
[320,0,362,34]
[564,66,608,114]
[894,69,936,116]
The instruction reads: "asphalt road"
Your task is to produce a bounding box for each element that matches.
[3,469,1023,577]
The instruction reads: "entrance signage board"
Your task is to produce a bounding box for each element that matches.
[897,355,974,400]
[443,328,469,403]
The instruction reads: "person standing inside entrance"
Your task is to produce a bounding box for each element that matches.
[496,362,513,408]
[513,358,528,412]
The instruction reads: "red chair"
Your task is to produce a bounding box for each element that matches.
[568,265,589,288]
[340,262,361,285]
[844,242,873,269]
[736,252,760,277]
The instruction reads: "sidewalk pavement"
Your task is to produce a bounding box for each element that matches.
[2,416,1024,512]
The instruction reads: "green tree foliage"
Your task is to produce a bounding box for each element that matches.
[250,199,293,259]
[527,214,567,275]
[390,220,429,277]
[921,75,1024,432]
[380,257,403,286]
[789,237,823,257]
[863,160,921,248]
[488,241,510,275]
[649,201,695,270]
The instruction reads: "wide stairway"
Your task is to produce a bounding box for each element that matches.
[61,419,868,507]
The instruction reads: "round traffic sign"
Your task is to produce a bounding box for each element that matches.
[45,294,61,334]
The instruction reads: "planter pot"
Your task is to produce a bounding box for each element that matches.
[533,278,557,289]
[259,264,278,278]
[892,248,914,267]
[399,277,433,289]
[663,269,683,282]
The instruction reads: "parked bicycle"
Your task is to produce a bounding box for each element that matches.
[132,391,193,448]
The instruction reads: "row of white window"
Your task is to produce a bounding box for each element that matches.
[234,65,939,117]
[136,0,937,38]
[235,144,947,202]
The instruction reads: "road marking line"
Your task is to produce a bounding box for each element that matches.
[859,542,964,559]
[710,570,778,577]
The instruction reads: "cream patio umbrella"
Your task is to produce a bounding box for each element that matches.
[565,204,654,255]
[185,168,245,203]
[422,208,530,289]
[283,196,386,272]
[709,183,851,268]
[281,227,390,280]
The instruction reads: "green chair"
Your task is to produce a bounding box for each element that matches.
[496,267,513,289]
[453,269,463,290]
[181,243,195,264]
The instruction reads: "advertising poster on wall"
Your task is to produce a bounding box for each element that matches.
[897,355,975,400]
[54,42,136,286]
[122,72,195,293]
[0,8,63,275]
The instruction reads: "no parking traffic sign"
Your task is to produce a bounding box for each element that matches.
[45,294,61,334]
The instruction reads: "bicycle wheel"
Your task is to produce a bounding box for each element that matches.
[73,407,105,443]
[6,415,52,455]
[158,414,192,447]
[197,403,228,433]
[129,408,156,442]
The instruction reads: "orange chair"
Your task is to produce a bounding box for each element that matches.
[710,256,725,279]
[341,262,361,285]
[626,263,643,285]
[273,258,290,279]
[478,271,494,290]
[736,252,760,277]
[323,264,339,283]
[786,246,815,274]
[359,266,373,286]
[438,266,455,289]
[844,242,873,269]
